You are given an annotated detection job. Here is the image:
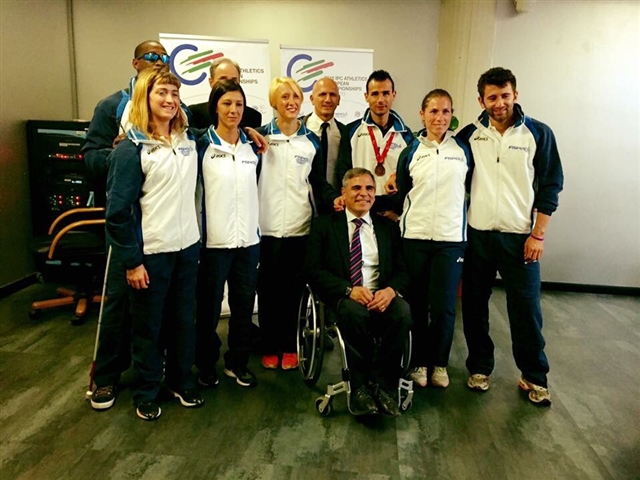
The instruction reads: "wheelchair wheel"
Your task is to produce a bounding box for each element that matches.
[297,285,325,387]
[315,396,333,417]
[400,400,412,412]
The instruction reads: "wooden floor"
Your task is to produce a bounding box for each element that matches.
[1,283,638,480]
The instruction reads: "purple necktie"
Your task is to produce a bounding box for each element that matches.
[349,218,365,286]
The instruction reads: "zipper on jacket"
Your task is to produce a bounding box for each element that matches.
[174,142,184,248]
[233,153,240,246]
[430,147,440,240]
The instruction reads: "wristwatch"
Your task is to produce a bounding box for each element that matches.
[345,286,353,297]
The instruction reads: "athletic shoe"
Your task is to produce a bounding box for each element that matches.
[518,377,552,406]
[136,401,161,421]
[224,366,257,387]
[90,385,116,410]
[410,367,428,387]
[198,371,219,388]
[431,366,450,388]
[261,354,279,369]
[281,352,298,370]
[170,388,205,408]
[467,373,490,391]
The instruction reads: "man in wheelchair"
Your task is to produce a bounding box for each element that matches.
[306,168,412,416]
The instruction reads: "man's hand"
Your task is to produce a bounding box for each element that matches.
[524,236,544,263]
[127,265,149,289]
[384,173,397,195]
[350,286,374,305]
[333,196,345,212]
[367,287,396,312]
[378,210,399,222]
[244,127,268,154]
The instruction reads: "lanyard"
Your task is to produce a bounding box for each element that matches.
[367,126,395,176]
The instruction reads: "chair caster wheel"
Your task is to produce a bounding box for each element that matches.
[400,401,412,412]
[315,397,333,417]
[28,309,41,320]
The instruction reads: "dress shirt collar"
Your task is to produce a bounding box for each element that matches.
[307,111,337,132]
[345,209,372,227]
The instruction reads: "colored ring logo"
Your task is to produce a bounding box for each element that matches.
[170,44,224,86]
[286,54,335,93]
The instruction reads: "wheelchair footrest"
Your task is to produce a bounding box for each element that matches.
[398,377,414,411]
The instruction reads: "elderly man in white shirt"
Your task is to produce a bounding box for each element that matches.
[303,77,345,212]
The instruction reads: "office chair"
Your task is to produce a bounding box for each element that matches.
[29,207,106,325]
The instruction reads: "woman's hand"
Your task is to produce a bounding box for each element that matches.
[384,173,397,194]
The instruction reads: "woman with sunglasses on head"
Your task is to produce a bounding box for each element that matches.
[395,89,473,389]
[256,77,336,371]
[195,80,261,389]
[106,69,203,421]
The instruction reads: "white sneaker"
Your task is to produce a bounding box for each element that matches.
[410,366,428,387]
[467,373,490,391]
[431,366,449,388]
[518,377,551,405]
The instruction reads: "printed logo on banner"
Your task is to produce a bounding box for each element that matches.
[286,54,335,93]
[170,44,225,86]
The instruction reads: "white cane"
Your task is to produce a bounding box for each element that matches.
[86,245,112,399]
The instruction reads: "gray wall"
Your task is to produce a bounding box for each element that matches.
[0,0,74,287]
[491,0,640,287]
[72,0,440,126]
[1,0,638,289]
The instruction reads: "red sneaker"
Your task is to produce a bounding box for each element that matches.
[261,354,279,369]
[281,352,298,370]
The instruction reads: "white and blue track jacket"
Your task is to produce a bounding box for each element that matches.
[337,109,414,193]
[396,130,472,242]
[256,120,332,238]
[199,127,261,249]
[106,128,200,269]
[456,104,564,234]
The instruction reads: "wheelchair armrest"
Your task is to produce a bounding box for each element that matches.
[48,218,106,259]
[48,207,106,235]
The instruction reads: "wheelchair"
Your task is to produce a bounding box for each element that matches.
[297,285,414,416]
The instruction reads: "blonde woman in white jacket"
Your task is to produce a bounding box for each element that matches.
[106,70,203,421]
[255,77,335,371]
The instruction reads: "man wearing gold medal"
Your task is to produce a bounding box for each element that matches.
[337,70,414,220]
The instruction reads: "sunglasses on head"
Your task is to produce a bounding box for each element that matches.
[137,52,170,64]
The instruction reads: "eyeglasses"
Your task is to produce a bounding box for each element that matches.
[137,52,170,64]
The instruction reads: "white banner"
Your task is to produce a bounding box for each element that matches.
[280,45,374,124]
[160,33,272,122]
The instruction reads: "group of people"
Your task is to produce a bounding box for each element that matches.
[84,39,563,421]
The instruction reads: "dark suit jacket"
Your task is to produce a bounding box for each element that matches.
[302,114,347,213]
[305,211,410,308]
[188,102,262,130]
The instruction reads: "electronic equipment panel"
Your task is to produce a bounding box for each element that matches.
[26,120,92,235]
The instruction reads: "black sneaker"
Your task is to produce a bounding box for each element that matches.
[170,388,205,408]
[90,385,116,411]
[372,385,400,417]
[136,401,161,421]
[349,385,378,415]
[198,370,219,388]
[224,366,257,387]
